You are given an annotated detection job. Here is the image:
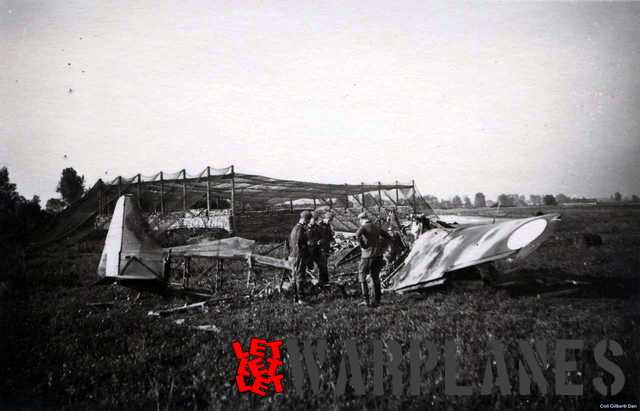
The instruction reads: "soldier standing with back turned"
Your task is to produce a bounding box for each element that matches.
[355,212,389,307]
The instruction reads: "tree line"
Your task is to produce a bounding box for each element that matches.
[422,192,639,209]
[0,165,87,281]
[0,166,86,241]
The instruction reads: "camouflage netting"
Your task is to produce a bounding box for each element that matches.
[96,166,433,215]
[36,166,434,244]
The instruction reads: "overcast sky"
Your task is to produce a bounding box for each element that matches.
[2,1,639,202]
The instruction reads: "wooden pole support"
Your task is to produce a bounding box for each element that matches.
[137,174,142,209]
[377,181,382,214]
[160,171,165,215]
[344,184,349,211]
[206,166,211,217]
[411,179,416,214]
[182,169,187,213]
[230,165,236,234]
[97,180,103,216]
[395,180,400,209]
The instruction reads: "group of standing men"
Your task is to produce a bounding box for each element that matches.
[288,209,390,307]
[288,210,333,303]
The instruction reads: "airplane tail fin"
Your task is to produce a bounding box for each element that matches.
[97,195,165,284]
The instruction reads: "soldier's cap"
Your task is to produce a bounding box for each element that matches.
[300,210,312,220]
[357,212,369,220]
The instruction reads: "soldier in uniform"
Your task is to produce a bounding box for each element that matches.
[306,211,322,272]
[355,212,390,307]
[383,227,405,269]
[316,211,335,285]
[289,210,312,303]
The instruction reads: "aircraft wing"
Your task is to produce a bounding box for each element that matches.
[388,213,560,292]
[97,195,292,287]
[168,237,256,258]
[168,237,292,269]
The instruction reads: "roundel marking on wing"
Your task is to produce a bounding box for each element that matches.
[507,219,548,250]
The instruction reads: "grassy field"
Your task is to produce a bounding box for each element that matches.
[1,206,639,410]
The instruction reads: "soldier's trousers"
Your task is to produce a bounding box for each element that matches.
[316,249,329,284]
[289,255,307,298]
[308,248,329,284]
[358,256,384,305]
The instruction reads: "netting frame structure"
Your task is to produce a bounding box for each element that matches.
[94,165,432,234]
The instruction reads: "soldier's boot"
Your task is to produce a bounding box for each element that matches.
[294,279,306,304]
[292,280,300,303]
[371,279,381,307]
[318,254,329,285]
[359,281,370,306]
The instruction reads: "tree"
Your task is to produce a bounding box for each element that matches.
[0,167,43,241]
[529,194,542,206]
[0,168,44,281]
[451,195,463,209]
[20,196,43,231]
[632,194,639,202]
[1,167,21,219]
[423,195,439,209]
[555,193,570,204]
[543,195,557,206]
[56,167,85,204]
[46,198,67,213]
[0,166,17,193]
[613,192,622,202]
[463,196,472,208]
[1,167,19,218]
[474,192,486,208]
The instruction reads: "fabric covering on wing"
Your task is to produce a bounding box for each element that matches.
[389,213,559,292]
[169,237,256,258]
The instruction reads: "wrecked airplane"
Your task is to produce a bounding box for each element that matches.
[384,213,560,292]
[97,193,561,296]
[97,195,291,292]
